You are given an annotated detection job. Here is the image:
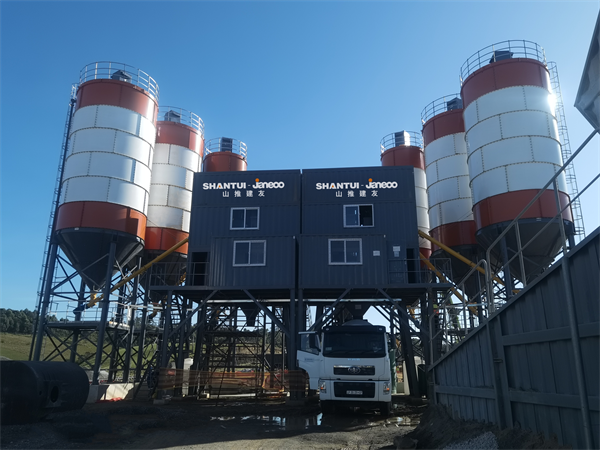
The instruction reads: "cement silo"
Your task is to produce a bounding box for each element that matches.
[145,107,204,260]
[141,107,205,294]
[422,95,480,291]
[380,131,431,259]
[461,42,574,281]
[55,62,159,289]
[203,137,247,172]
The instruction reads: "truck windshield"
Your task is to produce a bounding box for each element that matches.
[322,332,386,358]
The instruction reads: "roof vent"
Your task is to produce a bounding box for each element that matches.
[220,137,233,152]
[164,110,182,123]
[111,70,132,82]
[446,97,463,111]
[489,50,513,64]
[394,131,410,147]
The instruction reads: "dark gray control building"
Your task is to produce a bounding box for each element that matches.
[187,166,427,299]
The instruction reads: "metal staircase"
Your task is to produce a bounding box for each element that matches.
[30,86,77,360]
[548,62,586,242]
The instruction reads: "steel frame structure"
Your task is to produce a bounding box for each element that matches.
[144,255,454,400]
[31,244,161,384]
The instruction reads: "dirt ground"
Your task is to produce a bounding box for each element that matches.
[1,397,570,449]
[406,404,570,449]
[1,397,424,450]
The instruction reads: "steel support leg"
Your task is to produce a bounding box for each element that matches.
[270,307,276,389]
[123,256,141,382]
[289,289,297,371]
[389,306,397,394]
[135,289,149,382]
[398,303,419,397]
[93,241,117,385]
[69,279,86,363]
[500,236,514,300]
[33,242,60,361]
[160,290,173,369]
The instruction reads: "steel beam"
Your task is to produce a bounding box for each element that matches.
[243,289,290,337]
[93,241,117,385]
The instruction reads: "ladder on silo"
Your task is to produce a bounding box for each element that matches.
[30,85,77,360]
[547,62,586,243]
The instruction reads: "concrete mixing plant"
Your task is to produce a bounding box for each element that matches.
[27,30,599,450]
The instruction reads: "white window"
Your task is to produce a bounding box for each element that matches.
[233,240,266,266]
[344,205,374,227]
[328,239,362,265]
[231,207,259,230]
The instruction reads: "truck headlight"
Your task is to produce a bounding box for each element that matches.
[383,381,391,394]
[318,379,327,393]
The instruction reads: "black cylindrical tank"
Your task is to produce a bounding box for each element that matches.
[0,361,89,425]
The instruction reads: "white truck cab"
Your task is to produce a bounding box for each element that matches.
[297,319,393,415]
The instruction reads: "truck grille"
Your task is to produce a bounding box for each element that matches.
[333,382,375,398]
[333,365,375,376]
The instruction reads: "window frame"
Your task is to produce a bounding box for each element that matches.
[233,240,267,267]
[230,207,260,230]
[343,204,374,228]
[328,238,363,265]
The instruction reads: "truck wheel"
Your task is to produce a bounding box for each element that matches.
[379,402,392,416]
[321,401,335,414]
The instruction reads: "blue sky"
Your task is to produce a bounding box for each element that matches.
[1,1,599,315]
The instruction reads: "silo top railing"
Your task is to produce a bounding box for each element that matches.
[204,137,247,159]
[79,61,159,102]
[380,131,423,153]
[158,106,204,136]
[421,94,463,124]
[460,40,546,85]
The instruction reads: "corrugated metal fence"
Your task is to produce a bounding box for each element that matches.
[431,229,599,448]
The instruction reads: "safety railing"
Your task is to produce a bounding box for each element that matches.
[159,106,204,136]
[429,302,482,359]
[186,261,209,287]
[380,131,423,153]
[204,137,247,159]
[388,258,433,284]
[147,261,188,288]
[421,94,463,124]
[46,294,137,327]
[428,259,491,361]
[460,40,546,85]
[79,61,159,102]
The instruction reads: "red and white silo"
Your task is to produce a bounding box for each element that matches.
[55,62,159,288]
[380,131,431,259]
[145,107,204,263]
[460,42,574,280]
[203,138,248,172]
[422,95,480,291]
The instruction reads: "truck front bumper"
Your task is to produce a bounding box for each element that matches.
[318,379,391,403]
